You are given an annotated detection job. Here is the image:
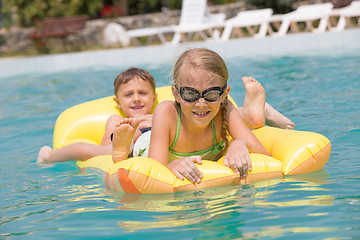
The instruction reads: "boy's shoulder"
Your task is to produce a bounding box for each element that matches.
[108,114,123,120]
[106,114,123,124]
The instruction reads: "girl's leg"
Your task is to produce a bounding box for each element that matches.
[112,118,139,163]
[237,103,296,129]
[239,77,266,129]
[237,77,295,129]
[37,143,112,164]
[264,103,295,129]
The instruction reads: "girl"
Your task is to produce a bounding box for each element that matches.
[112,48,271,183]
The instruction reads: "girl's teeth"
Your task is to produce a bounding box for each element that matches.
[196,112,207,115]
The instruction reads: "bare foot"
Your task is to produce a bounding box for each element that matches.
[242,77,266,129]
[37,146,53,164]
[265,103,295,129]
[112,118,139,163]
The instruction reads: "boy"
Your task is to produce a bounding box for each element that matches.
[37,67,157,164]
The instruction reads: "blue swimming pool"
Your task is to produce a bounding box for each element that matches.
[1,40,360,238]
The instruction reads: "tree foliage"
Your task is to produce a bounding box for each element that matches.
[244,0,297,14]
[126,0,238,15]
[1,0,240,28]
[2,0,103,27]
[127,0,182,15]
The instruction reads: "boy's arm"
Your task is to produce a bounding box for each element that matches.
[101,115,123,145]
[136,114,153,130]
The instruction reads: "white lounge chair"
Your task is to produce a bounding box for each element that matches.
[220,8,273,41]
[103,0,226,46]
[127,25,175,45]
[170,0,226,44]
[329,0,360,31]
[103,22,174,46]
[270,3,334,36]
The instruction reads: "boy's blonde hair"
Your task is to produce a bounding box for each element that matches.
[173,48,230,160]
[114,68,156,96]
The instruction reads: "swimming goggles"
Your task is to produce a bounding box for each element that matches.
[175,84,227,102]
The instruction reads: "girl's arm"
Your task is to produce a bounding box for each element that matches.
[225,100,271,177]
[148,101,173,165]
[227,100,270,155]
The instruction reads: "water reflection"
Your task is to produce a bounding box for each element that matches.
[107,170,333,233]
[254,170,334,207]
[242,226,337,239]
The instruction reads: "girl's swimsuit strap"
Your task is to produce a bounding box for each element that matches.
[169,104,222,157]
[169,104,181,151]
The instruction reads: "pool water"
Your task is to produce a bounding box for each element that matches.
[1,53,360,239]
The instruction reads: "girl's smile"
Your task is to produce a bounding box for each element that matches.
[192,110,211,118]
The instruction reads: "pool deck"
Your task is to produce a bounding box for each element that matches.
[0,29,359,79]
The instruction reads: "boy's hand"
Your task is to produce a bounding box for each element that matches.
[223,139,252,178]
[167,156,203,183]
[136,114,153,123]
[136,114,153,129]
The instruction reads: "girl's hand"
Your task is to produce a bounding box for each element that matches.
[167,156,203,183]
[223,139,252,178]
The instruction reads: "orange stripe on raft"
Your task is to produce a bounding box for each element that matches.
[105,172,110,190]
[287,142,331,175]
[118,168,141,193]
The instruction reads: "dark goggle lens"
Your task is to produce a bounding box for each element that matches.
[181,88,199,102]
[203,91,222,102]
[179,86,225,102]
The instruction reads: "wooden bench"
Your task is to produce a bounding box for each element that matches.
[30,15,89,52]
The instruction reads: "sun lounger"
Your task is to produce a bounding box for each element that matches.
[270,3,334,36]
[103,0,226,46]
[329,0,360,31]
[127,26,175,45]
[170,0,226,44]
[220,8,273,41]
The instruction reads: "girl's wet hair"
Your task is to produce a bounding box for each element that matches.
[173,48,229,86]
[114,67,156,96]
[173,48,230,160]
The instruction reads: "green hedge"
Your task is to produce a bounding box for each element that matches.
[245,0,297,14]
[1,0,296,28]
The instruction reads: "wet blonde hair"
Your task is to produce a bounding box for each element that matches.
[173,48,229,160]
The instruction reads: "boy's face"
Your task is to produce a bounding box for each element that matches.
[114,76,156,118]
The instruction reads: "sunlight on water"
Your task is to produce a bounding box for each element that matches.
[0,53,359,239]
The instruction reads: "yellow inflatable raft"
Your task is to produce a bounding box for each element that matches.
[53,86,331,194]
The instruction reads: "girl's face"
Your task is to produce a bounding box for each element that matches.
[114,76,156,118]
[173,69,230,128]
